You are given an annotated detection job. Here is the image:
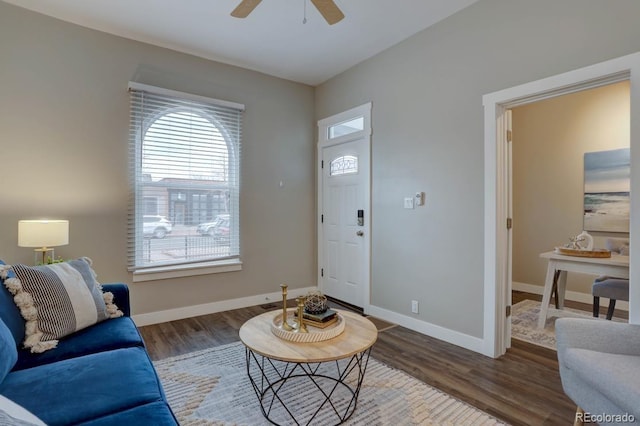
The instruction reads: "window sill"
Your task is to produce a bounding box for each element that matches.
[131,259,242,282]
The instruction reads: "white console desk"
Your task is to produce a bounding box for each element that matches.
[537,251,629,328]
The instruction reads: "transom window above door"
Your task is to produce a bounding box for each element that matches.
[328,117,364,139]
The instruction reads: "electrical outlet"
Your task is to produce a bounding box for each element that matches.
[411,300,419,314]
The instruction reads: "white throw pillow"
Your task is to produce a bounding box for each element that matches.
[0,395,46,426]
[0,258,123,353]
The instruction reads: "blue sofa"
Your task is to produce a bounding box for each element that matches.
[0,261,178,425]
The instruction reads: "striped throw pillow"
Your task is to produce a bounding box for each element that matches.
[0,258,123,353]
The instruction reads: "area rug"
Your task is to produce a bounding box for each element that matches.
[511,299,624,350]
[154,342,506,425]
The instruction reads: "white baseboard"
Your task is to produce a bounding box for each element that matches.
[138,284,614,356]
[365,304,486,356]
[132,286,318,327]
[512,281,629,311]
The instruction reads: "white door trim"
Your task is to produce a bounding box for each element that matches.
[317,102,372,311]
[482,52,640,358]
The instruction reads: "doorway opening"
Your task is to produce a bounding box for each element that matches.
[510,81,631,347]
[483,52,640,358]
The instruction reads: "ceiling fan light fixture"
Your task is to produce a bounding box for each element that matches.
[231,0,344,25]
[310,0,344,25]
[230,0,262,19]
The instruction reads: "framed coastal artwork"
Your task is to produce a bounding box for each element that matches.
[583,147,630,233]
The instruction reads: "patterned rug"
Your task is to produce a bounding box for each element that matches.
[511,299,624,350]
[154,342,507,425]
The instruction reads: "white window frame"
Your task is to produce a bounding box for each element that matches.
[128,82,244,282]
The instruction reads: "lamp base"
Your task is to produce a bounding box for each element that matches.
[34,248,55,266]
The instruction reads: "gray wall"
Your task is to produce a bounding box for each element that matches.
[0,2,316,315]
[315,0,640,338]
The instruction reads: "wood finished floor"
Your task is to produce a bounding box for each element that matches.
[139,292,623,426]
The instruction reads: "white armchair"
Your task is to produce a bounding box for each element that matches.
[556,318,640,425]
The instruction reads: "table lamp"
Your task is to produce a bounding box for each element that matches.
[18,220,69,265]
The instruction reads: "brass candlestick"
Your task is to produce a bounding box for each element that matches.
[279,284,293,331]
[294,296,308,333]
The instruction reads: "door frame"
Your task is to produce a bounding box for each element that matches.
[317,102,372,310]
[482,52,640,358]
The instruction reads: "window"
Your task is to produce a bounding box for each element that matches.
[330,155,358,176]
[128,83,244,277]
[328,116,364,139]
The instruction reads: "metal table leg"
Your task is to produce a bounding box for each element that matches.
[245,347,372,425]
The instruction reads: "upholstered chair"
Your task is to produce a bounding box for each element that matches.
[592,277,629,320]
[556,318,640,426]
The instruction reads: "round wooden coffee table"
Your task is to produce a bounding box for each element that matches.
[239,309,377,425]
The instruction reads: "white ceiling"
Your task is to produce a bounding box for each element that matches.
[4,0,480,86]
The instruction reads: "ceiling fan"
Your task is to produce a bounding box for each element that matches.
[231,0,345,25]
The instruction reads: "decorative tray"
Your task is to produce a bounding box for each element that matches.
[554,247,611,258]
[271,309,345,343]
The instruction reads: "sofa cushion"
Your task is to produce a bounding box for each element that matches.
[0,395,46,426]
[0,258,123,353]
[0,319,17,382]
[565,348,640,416]
[75,401,178,426]
[0,260,25,346]
[13,316,145,371]
[0,346,167,426]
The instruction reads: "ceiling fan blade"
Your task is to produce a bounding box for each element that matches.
[231,0,262,18]
[310,0,345,25]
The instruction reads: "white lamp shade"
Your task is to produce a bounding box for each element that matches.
[18,220,69,248]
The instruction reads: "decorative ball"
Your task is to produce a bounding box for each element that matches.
[304,291,328,314]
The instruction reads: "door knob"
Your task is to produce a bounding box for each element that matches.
[356,231,364,236]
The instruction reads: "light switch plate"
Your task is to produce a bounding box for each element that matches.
[404,197,414,209]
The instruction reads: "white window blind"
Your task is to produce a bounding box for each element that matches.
[128,83,243,271]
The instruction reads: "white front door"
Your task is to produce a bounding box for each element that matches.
[318,103,371,309]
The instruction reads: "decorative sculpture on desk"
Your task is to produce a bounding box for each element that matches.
[565,231,594,251]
